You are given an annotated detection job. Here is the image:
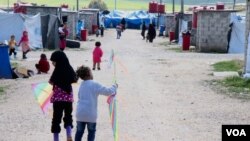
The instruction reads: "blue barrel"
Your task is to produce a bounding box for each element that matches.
[0,45,12,79]
[159,25,165,36]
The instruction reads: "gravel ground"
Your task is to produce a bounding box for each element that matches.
[0,29,248,141]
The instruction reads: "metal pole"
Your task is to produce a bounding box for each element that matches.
[172,0,175,14]
[76,0,79,11]
[233,0,236,10]
[244,1,250,74]
[115,0,117,10]
[179,0,184,41]
[7,0,9,13]
[158,0,162,28]
[181,0,184,14]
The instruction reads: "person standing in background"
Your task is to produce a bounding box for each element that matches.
[59,22,69,51]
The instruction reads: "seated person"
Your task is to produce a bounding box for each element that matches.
[35,53,50,74]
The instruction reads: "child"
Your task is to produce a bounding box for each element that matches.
[49,51,78,141]
[141,21,147,40]
[95,28,100,37]
[58,24,65,40]
[100,25,104,37]
[92,41,103,70]
[18,31,31,59]
[35,53,50,74]
[58,25,64,34]
[116,24,122,39]
[74,65,118,141]
[8,35,17,59]
[58,22,68,51]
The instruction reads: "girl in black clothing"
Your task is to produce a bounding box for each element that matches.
[49,51,78,141]
[147,24,156,43]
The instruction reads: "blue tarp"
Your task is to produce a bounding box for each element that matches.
[0,46,12,79]
[101,10,157,29]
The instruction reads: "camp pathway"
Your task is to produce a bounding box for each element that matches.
[0,29,248,141]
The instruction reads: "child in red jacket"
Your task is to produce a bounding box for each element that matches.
[92,41,103,70]
[35,53,50,74]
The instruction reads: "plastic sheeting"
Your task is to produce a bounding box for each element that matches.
[0,13,24,45]
[0,13,42,49]
[101,10,157,29]
[228,22,245,53]
[178,20,188,45]
[228,14,245,54]
[22,14,43,49]
[0,46,12,79]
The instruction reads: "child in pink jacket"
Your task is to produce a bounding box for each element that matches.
[92,41,103,70]
[18,31,31,59]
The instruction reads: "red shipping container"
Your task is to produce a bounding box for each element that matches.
[81,29,88,41]
[149,2,153,12]
[152,2,157,13]
[216,3,224,10]
[158,3,165,13]
[149,1,158,13]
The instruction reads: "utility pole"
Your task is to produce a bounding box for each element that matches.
[115,0,117,10]
[7,0,9,13]
[76,0,79,11]
[233,0,236,10]
[181,0,184,14]
[178,0,184,41]
[244,1,250,75]
[172,0,175,14]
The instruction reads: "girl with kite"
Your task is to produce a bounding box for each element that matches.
[49,51,78,141]
[74,65,118,141]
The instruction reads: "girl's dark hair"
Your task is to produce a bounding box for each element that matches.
[76,65,91,80]
[50,51,77,93]
[95,41,101,47]
[41,53,47,59]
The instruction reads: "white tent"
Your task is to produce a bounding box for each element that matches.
[0,13,42,49]
[0,9,7,13]
[228,14,245,54]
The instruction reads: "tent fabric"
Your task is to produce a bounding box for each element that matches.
[228,14,245,54]
[0,9,7,13]
[102,10,157,29]
[0,46,12,79]
[178,20,188,45]
[41,14,60,49]
[0,13,42,49]
[22,13,43,48]
[0,13,24,45]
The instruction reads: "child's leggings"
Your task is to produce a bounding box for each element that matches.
[51,101,73,133]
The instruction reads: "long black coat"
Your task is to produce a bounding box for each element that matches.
[148,25,156,42]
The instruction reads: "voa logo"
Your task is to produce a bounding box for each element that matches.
[226,129,246,136]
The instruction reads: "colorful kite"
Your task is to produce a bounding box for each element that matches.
[107,95,118,141]
[31,82,53,114]
[107,49,118,141]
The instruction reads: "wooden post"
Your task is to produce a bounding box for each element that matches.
[172,0,175,14]
[181,0,184,14]
[233,0,236,10]
[76,0,79,11]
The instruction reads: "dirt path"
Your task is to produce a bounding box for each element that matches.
[0,29,248,141]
